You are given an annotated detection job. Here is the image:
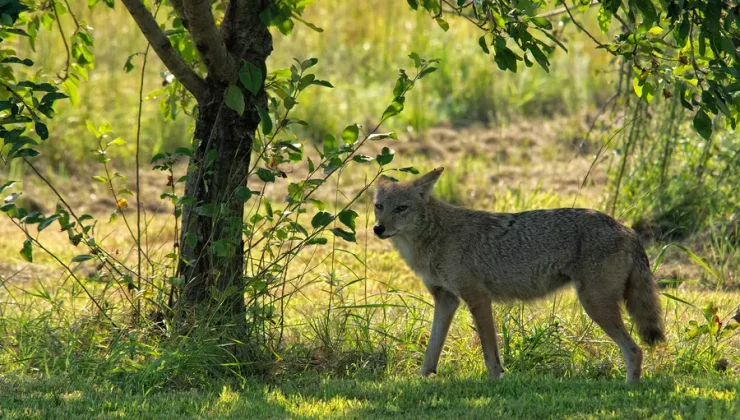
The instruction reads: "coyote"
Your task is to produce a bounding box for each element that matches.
[373,167,665,382]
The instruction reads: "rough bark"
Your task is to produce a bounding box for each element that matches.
[176,0,273,324]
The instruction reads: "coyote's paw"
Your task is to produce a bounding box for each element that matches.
[419,367,436,377]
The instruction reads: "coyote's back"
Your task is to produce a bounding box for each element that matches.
[373,167,665,382]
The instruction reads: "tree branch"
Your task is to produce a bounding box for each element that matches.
[182,0,238,83]
[121,0,208,103]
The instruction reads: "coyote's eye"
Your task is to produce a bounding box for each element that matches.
[394,205,408,213]
[374,203,383,211]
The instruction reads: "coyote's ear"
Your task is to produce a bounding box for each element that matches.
[412,167,444,201]
[377,175,395,187]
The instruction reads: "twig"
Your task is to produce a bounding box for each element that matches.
[561,0,605,48]
[51,0,72,82]
[688,17,707,90]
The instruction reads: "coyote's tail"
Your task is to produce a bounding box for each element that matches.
[625,248,666,346]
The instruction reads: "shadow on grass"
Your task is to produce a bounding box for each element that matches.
[0,376,288,419]
[1,374,737,419]
[274,374,739,419]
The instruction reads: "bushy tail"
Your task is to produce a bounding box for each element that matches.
[625,248,666,346]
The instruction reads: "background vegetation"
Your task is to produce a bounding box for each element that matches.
[1,0,739,418]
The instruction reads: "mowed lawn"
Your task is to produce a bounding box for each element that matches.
[1,373,738,419]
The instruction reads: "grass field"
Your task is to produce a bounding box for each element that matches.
[3,374,739,419]
[2,1,740,419]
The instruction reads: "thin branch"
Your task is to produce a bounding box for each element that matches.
[182,0,237,83]
[134,2,162,318]
[51,0,71,82]
[561,0,605,48]
[688,17,707,90]
[120,0,209,103]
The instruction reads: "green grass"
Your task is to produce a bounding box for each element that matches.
[2,374,738,419]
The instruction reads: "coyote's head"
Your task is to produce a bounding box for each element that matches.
[372,167,444,239]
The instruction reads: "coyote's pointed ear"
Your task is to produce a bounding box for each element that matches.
[377,175,394,187]
[412,167,444,201]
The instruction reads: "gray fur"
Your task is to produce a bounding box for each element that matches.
[374,168,665,382]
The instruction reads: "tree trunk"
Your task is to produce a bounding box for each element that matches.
[176,0,273,327]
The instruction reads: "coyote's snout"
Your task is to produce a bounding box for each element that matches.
[374,167,665,382]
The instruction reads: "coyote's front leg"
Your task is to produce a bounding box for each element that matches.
[420,286,460,376]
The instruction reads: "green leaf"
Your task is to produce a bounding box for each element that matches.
[107,137,126,146]
[352,155,373,163]
[331,227,356,242]
[259,108,273,135]
[311,211,334,228]
[407,0,418,9]
[123,54,137,72]
[0,181,17,195]
[382,97,405,121]
[674,17,690,47]
[641,82,655,103]
[342,124,359,144]
[693,110,712,140]
[71,254,94,263]
[307,237,328,245]
[529,45,549,73]
[225,85,245,115]
[408,52,422,69]
[35,123,48,140]
[494,43,518,73]
[338,209,358,233]
[435,17,449,31]
[298,74,315,91]
[633,0,657,25]
[1,57,33,66]
[92,175,108,183]
[196,203,218,218]
[376,147,394,166]
[323,133,338,155]
[418,67,437,79]
[478,36,490,54]
[257,168,276,183]
[86,120,101,138]
[38,214,60,232]
[235,186,252,202]
[311,80,334,88]
[530,17,552,30]
[20,239,32,262]
[300,58,318,70]
[597,5,611,33]
[398,166,420,174]
[208,239,234,258]
[632,76,644,97]
[239,62,263,95]
[309,198,325,210]
[367,132,397,141]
